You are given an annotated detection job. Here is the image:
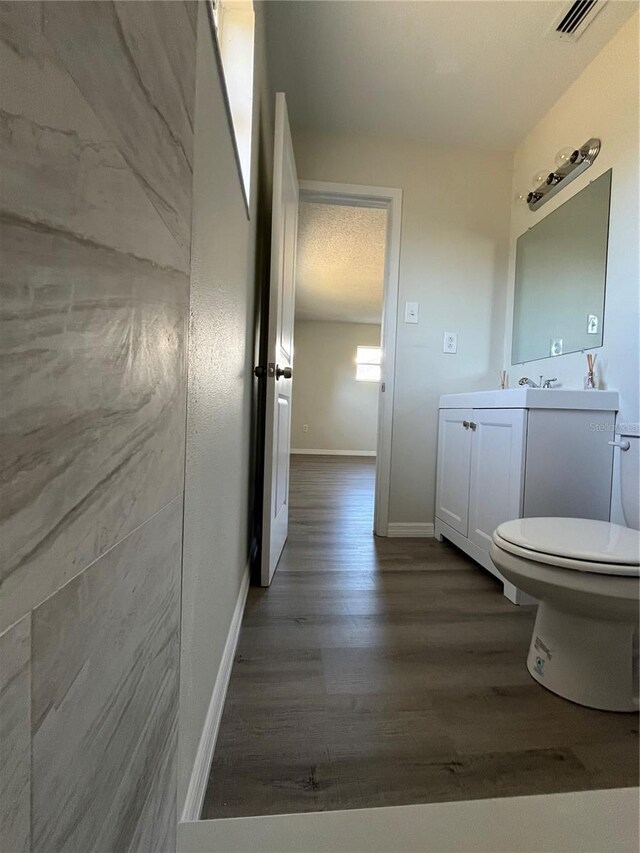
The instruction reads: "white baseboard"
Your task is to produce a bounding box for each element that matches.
[387,522,434,538]
[290,449,376,457]
[180,565,250,823]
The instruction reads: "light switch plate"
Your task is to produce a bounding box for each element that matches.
[443,332,457,353]
[404,302,419,324]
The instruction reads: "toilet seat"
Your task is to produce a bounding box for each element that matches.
[493,518,640,578]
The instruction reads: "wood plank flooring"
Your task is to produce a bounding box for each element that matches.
[202,455,639,818]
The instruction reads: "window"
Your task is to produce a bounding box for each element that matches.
[208,0,255,209]
[355,346,382,382]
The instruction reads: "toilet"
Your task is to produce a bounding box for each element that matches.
[490,432,640,712]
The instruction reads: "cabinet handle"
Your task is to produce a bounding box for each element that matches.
[462,420,470,429]
[469,422,477,431]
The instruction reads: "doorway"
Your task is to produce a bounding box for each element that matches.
[291,201,383,535]
[293,181,402,537]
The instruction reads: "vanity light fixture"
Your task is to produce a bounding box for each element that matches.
[554,146,575,167]
[526,138,601,210]
[532,169,548,186]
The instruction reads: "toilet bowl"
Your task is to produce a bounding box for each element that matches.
[491,518,639,711]
[489,432,640,712]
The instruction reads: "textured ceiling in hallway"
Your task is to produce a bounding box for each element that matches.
[296,202,387,324]
[266,0,637,150]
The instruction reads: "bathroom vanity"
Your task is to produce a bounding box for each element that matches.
[435,388,619,603]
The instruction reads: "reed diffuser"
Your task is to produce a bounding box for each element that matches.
[499,370,507,390]
[585,353,597,389]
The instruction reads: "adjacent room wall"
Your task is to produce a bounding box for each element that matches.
[0,3,196,850]
[179,0,274,815]
[505,12,639,430]
[293,135,513,525]
[291,321,381,453]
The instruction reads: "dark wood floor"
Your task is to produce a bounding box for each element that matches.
[202,455,639,819]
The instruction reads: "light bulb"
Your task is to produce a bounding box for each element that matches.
[532,168,547,186]
[514,191,528,206]
[554,146,575,168]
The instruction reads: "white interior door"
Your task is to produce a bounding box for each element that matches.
[261,93,299,586]
[435,409,472,535]
[468,408,527,552]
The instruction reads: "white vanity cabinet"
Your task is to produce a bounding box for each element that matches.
[434,389,619,604]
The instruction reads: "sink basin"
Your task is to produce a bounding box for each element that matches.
[439,388,619,411]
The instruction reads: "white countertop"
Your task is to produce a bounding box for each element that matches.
[439,388,619,410]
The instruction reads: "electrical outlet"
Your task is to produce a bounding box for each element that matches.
[443,332,458,354]
[302,424,309,433]
[550,338,563,356]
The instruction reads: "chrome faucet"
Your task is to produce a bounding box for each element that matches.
[518,377,540,388]
[518,376,557,389]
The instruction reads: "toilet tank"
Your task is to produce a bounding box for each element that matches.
[612,430,639,531]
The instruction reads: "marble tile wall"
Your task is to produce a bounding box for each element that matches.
[31,497,183,853]
[0,616,31,853]
[0,2,196,850]
[0,0,195,632]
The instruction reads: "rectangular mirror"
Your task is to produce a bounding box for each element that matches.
[512,169,612,364]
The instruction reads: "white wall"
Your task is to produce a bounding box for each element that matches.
[291,321,380,453]
[505,13,639,431]
[293,135,513,524]
[179,0,273,813]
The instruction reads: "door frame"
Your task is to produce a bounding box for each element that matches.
[298,180,403,537]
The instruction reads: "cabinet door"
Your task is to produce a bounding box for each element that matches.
[468,408,527,553]
[435,409,472,535]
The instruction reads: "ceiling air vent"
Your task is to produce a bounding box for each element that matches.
[549,0,608,42]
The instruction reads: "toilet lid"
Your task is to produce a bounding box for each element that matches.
[494,518,640,567]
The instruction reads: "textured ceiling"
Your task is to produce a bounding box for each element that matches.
[266,1,637,150]
[296,202,387,324]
